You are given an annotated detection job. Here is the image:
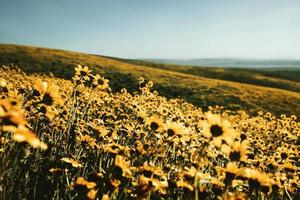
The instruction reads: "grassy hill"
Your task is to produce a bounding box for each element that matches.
[0,44,299,117]
[141,58,300,72]
[103,56,300,92]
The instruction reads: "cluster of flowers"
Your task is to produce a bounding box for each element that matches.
[0,65,299,200]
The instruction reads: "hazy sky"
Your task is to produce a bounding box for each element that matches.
[0,0,299,59]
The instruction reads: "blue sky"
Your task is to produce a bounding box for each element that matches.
[0,0,299,59]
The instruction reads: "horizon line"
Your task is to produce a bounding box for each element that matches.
[1,42,300,61]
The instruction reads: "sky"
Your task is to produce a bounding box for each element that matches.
[0,0,299,59]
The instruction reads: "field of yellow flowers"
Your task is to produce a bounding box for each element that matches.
[0,64,299,200]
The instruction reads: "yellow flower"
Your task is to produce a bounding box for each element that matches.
[101,194,110,200]
[87,189,97,200]
[110,178,121,188]
[227,141,248,162]
[0,78,7,87]
[74,65,91,80]
[34,80,63,106]
[0,99,27,128]
[139,163,165,178]
[76,134,97,148]
[176,180,194,191]
[226,192,248,200]
[145,115,165,132]
[278,162,298,172]
[61,157,82,168]
[138,175,168,194]
[42,105,59,120]
[0,99,47,150]
[138,77,145,85]
[241,168,273,188]
[49,168,64,174]
[34,79,48,96]
[12,125,48,150]
[177,166,198,179]
[202,111,235,147]
[94,125,108,137]
[75,177,97,190]
[115,155,132,178]
[135,140,146,154]
[165,120,188,138]
[103,143,130,155]
[92,74,109,90]
[0,78,8,95]
[41,84,62,106]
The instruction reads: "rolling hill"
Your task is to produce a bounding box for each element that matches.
[0,44,299,117]
[142,58,300,69]
[103,56,300,92]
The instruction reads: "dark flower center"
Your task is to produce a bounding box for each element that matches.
[224,172,235,185]
[248,178,261,190]
[42,93,54,105]
[2,116,18,127]
[143,170,152,178]
[40,106,47,114]
[167,129,175,137]
[80,71,87,76]
[210,124,223,137]
[97,79,104,85]
[150,122,159,131]
[229,151,241,161]
[280,152,288,160]
[240,133,247,141]
[32,89,41,96]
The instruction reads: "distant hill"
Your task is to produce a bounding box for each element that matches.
[139,58,300,82]
[0,44,299,117]
[102,56,300,90]
[143,58,300,69]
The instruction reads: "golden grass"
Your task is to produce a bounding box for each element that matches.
[0,44,299,118]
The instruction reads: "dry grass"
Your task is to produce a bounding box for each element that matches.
[0,44,299,118]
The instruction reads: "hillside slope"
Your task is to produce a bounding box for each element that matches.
[0,44,299,117]
[104,56,300,92]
